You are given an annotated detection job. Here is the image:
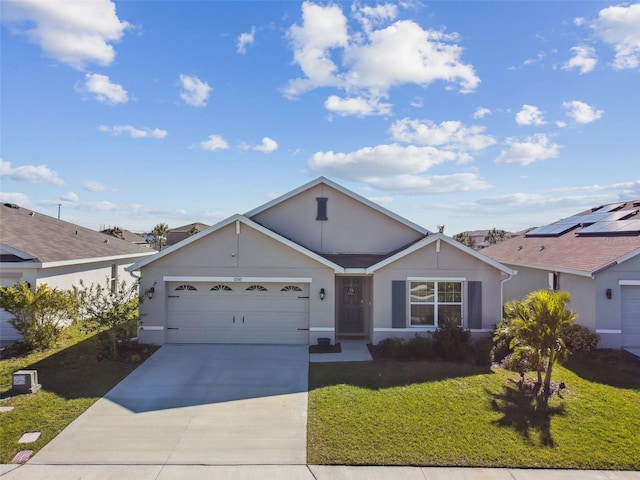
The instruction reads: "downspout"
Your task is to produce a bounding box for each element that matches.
[500,270,516,316]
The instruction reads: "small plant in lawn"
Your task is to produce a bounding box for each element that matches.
[494,290,577,395]
[0,282,77,351]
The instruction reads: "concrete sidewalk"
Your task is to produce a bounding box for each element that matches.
[1,464,638,479]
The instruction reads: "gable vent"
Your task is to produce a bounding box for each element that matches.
[316,197,328,221]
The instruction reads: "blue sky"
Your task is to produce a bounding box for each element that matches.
[1,1,639,235]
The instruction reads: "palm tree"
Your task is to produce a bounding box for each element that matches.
[151,223,169,250]
[497,290,577,394]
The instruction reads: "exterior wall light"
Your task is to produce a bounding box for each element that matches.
[606,288,612,300]
[319,288,326,301]
[146,286,155,300]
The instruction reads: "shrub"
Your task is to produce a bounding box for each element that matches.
[407,334,435,360]
[491,318,513,363]
[373,337,409,359]
[432,318,471,362]
[561,324,599,353]
[0,282,77,350]
[470,338,493,366]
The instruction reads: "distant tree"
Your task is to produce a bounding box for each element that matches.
[150,223,169,250]
[454,232,473,248]
[0,282,77,350]
[484,228,507,245]
[105,226,125,240]
[494,290,577,395]
[185,225,200,237]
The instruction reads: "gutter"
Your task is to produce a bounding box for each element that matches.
[500,270,516,312]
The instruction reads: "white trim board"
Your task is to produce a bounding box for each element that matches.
[619,280,640,286]
[163,276,313,283]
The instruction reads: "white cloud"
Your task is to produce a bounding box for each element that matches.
[0,158,64,185]
[1,0,130,70]
[61,192,79,202]
[353,3,398,33]
[0,192,30,206]
[324,94,392,117]
[473,107,491,119]
[592,3,640,69]
[179,74,211,107]
[78,73,128,104]
[573,17,586,27]
[285,2,479,115]
[365,173,491,194]
[198,135,229,151]
[99,124,168,138]
[390,118,496,152]
[83,180,109,192]
[562,45,597,74]
[237,26,256,54]
[495,134,560,166]
[309,144,459,180]
[515,104,546,126]
[252,137,279,153]
[562,100,604,124]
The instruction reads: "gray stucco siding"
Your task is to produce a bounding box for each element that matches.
[370,240,505,343]
[137,221,337,345]
[251,184,424,254]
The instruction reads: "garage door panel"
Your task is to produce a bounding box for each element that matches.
[622,286,640,348]
[166,282,309,344]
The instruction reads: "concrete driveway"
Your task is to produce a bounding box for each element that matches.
[30,344,309,465]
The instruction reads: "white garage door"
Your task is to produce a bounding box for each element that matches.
[621,285,640,348]
[166,281,309,344]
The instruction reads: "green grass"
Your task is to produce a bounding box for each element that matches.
[0,324,158,463]
[308,352,640,469]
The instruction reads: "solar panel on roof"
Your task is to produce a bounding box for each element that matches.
[525,221,581,237]
[605,202,626,212]
[579,219,640,235]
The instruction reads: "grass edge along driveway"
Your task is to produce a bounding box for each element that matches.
[0,325,157,464]
[307,353,640,470]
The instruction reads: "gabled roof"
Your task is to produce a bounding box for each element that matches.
[482,199,640,276]
[0,203,154,266]
[366,233,516,275]
[169,222,210,233]
[244,176,430,236]
[127,214,345,273]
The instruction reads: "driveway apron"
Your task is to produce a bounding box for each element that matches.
[30,344,309,465]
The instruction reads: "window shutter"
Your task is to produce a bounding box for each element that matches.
[467,281,482,329]
[392,280,406,328]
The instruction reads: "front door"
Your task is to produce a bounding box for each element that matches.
[338,277,365,335]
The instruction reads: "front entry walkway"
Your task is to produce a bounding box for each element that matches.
[30,344,309,465]
[310,340,373,363]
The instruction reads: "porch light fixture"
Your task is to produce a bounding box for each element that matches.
[146,286,155,300]
[606,288,612,300]
[319,288,326,301]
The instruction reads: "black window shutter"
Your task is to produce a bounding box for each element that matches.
[467,281,482,329]
[392,280,406,328]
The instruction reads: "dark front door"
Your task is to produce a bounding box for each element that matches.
[338,277,364,335]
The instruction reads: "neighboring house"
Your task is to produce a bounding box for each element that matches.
[100,228,151,247]
[483,200,640,350]
[165,223,210,247]
[0,203,156,345]
[128,177,515,346]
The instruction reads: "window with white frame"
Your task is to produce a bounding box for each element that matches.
[410,280,463,326]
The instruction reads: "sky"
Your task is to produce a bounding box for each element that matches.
[1,0,639,236]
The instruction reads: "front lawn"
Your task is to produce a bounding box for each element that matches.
[0,324,157,464]
[308,351,640,469]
